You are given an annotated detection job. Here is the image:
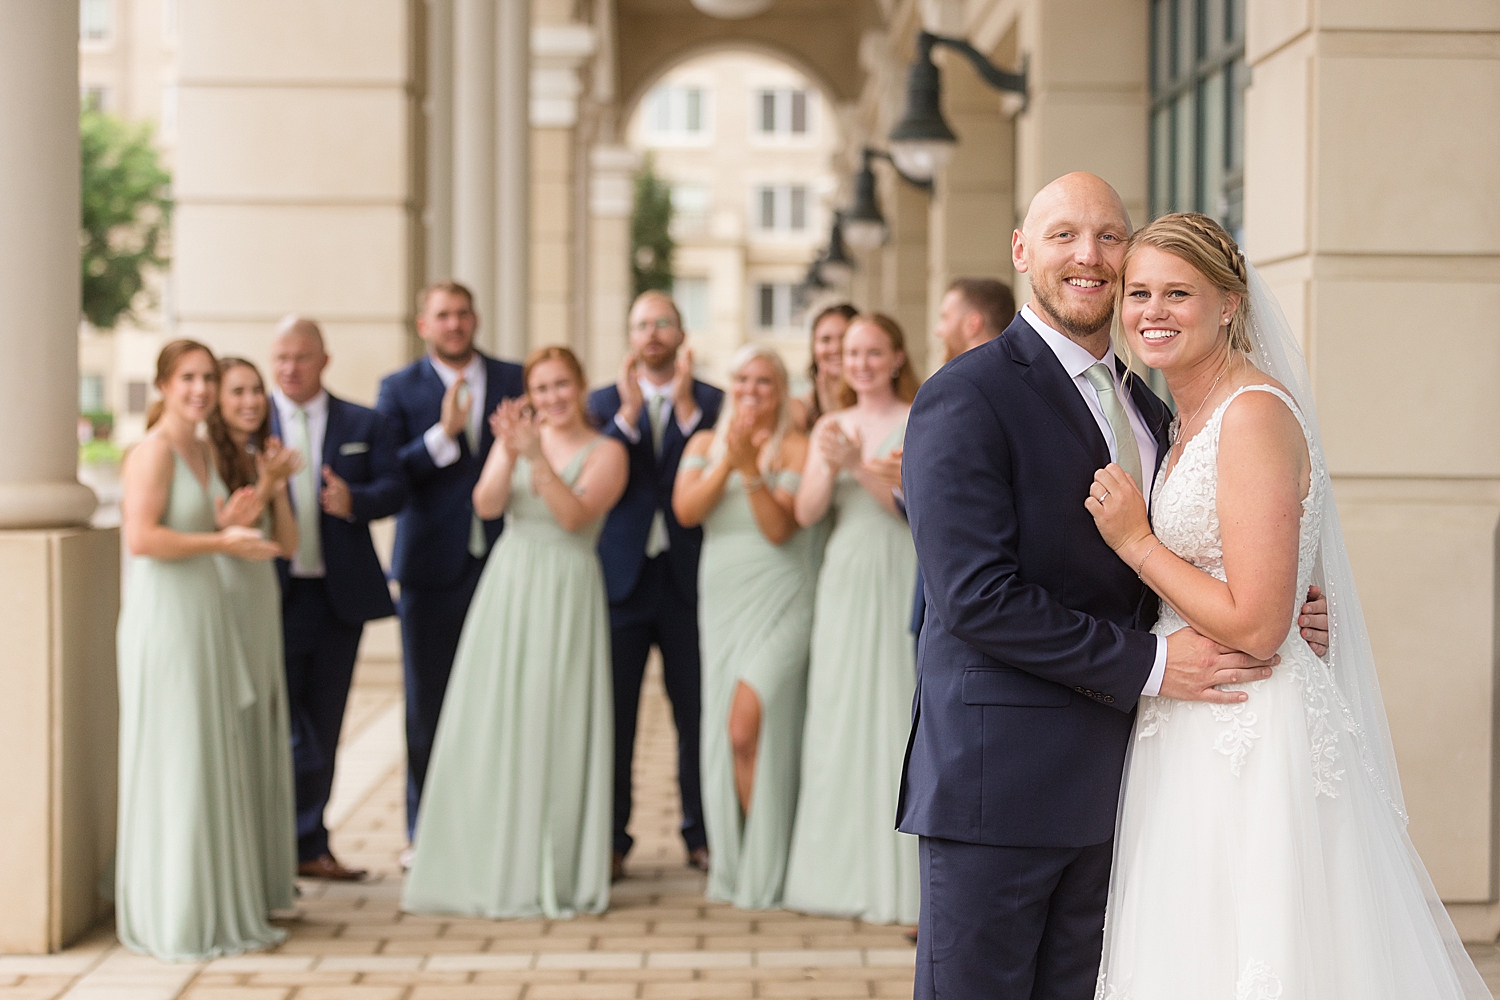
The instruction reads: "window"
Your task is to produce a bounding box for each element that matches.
[753,88,816,138]
[751,185,812,234]
[673,277,710,335]
[126,381,149,415]
[644,85,711,142]
[753,283,802,332]
[79,375,106,415]
[81,85,110,112]
[1150,0,1246,238]
[671,184,711,218]
[80,0,113,43]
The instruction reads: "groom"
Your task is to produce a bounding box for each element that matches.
[899,172,1327,999]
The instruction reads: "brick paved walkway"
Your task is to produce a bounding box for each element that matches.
[0,655,919,1000]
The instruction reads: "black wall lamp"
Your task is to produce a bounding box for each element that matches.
[840,146,931,252]
[817,210,856,287]
[888,30,1028,182]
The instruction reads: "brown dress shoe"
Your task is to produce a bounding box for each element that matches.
[611,851,627,883]
[687,846,710,873]
[298,853,368,881]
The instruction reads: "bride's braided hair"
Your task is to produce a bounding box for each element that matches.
[1123,212,1252,354]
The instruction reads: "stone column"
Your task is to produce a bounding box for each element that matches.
[0,1,119,953]
[588,144,639,378]
[453,0,498,346]
[1244,0,1500,939]
[495,0,530,359]
[877,167,931,375]
[424,0,456,284]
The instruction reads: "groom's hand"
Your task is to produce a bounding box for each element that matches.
[1298,585,1329,656]
[1161,627,1278,704]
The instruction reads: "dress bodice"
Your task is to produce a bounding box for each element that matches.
[507,439,607,548]
[163,449,223,535]
[1148,385,1324,642]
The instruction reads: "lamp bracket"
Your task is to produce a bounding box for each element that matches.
[920,30,1028,110]
[864,146,934,193]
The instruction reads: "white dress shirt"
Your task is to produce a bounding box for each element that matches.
[422,352,487,468]
[1021,304,1168,697]
[272,388,329,578]
[612,377,703,445]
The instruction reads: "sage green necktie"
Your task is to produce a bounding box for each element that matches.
[465,412,487,559]
[1083,362,1143,492]
[289,406,321,571]
[644,393,672,558]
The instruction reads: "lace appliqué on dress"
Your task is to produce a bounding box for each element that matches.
[1210,702,1261,776]
[1095,972,1132,1000]
[1235,960,1284,999]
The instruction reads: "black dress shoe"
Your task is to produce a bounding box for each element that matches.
[687,846,710,872]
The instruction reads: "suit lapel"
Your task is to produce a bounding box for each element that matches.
[480,354,505,455]
[321,394,342,470]
[1007,319,1111,469]
[1120,367,1173,476]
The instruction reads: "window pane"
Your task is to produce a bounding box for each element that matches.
[80,375,105,414]
[1227,0,1244,44]
[1203,0,1226,58]
[758,284,776,327]
[789,186,807,230]
[651,90,670,131]
[1152,0,1173,90]
[1173,89,1197,211]
[790,90,807,133]
[674,277,710,334]
[759,91,776,133]
[1200,70,1226,220]
[759,188,776,229]
[1151,106,1173,217]
[81,0,112,41]
[673,184,710,216]
[1227,57,1247,174]
[686,89,703,132]
[1175,0,1196,78]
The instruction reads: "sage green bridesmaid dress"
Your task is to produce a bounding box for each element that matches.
[783,421,920,925]
[403,440,613,919]
[212,503,298,913]
[690,458,820,909]
[116,447,284,960]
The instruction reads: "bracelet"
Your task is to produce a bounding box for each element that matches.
[1135,539,1164,579]
[742,475,764,493]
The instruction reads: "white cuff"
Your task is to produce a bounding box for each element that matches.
[1141,634,1168,697]
[424,422,461,468]
[675,406,702,437]
[614,412,643,445]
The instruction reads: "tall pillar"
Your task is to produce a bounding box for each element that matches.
[453,0,498,345]
[424,0,455,284]
[1244,0,1500,939]
[0,1,119,953]
[878,168,931,375]
[495,0,531,358]
[588,144,638,378]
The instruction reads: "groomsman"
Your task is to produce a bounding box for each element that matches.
[269,316,407,880]
[589,290,723,880]
[375,281,525,844]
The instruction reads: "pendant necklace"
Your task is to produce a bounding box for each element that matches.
[1171,359,1233,464]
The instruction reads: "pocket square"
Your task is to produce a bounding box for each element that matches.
[339,442,370,455]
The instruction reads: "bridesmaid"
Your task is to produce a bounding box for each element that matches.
[784,314,921,925]
[790,302,856,432]
[206,357,302,915]
[673,345,817,909]
[403,346,627,919]
[116,340,284,960]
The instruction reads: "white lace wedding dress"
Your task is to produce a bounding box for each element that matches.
[1097,384,1491,999]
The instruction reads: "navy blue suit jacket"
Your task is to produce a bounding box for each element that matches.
[588,380,724,610]
[271,393,407,626]
[897,313,1173,849]
[375,353,525,591]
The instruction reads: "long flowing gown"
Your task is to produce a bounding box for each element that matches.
[403,440,613,919]
[1098,385,1491,999]
[116,449,285,961]
[690,457,821,909]
[783,422,920,924]
[212,504,298,913]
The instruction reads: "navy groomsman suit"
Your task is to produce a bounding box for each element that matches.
[270,390,407,866]
[589,377,723,861]
[376,351,524,838]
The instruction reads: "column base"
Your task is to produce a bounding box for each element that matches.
[0,527,119,953]
[0,482,98,530]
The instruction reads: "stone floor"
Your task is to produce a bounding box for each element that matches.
[0,656,919,1000]
[4,655,1500,998]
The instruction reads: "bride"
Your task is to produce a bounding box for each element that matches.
[1086,213,1491,999]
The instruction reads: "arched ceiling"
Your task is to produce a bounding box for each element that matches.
[615,0,887,112]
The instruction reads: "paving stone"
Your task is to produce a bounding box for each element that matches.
[645,952,751,970]
[641,982,752,1000]
[523,984,637,1000]
[756,979,873,998]
[293,988,405,1000]
[421,956,531,973]
[533,953,643,971]
[409,987,521,1000]
[755,951,863,969]
[179,988,290,1000]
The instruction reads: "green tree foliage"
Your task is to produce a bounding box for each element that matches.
[631,156,674,297]
[80,105,172,330]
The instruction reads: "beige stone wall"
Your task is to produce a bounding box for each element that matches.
[1244,0,1500,931]
[172,0,420,406]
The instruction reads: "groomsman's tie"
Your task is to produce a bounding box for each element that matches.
[1084,362,1144,492]
[289,406,321,571]
[465,417,487,559]
[645,394,672,559]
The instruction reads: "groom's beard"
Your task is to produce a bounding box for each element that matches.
[1031,269,1117,341]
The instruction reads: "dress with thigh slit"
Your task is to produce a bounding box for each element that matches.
[690,457,820,909]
